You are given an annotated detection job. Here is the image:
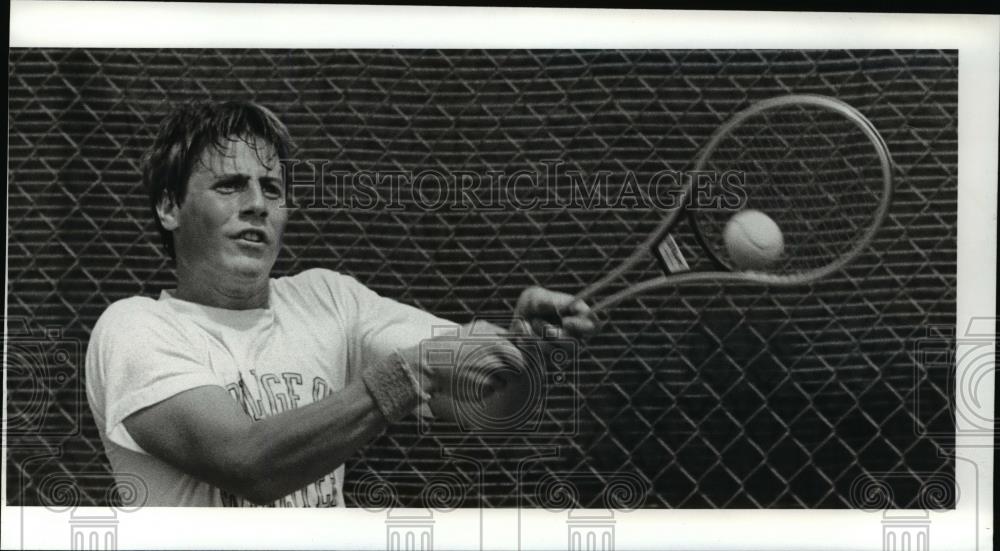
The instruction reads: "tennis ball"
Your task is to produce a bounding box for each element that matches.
[723,209,784,270]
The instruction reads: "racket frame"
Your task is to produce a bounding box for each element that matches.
[578,94,895,314]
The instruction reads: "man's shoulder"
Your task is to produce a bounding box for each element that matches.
[93,296,172,335]
[276,268,366,295]
[274,268,384,317]
[99,295,162,318]
[87,296,176,375]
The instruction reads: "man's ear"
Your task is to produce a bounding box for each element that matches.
[156,192,180,231]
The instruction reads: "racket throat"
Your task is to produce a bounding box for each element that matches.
[653,234,691,275]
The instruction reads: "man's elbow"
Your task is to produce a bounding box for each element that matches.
[211,447,283,505]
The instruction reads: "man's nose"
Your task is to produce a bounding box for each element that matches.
[241,182,268,217]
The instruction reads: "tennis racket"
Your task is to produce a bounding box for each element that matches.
[572,94,895,316]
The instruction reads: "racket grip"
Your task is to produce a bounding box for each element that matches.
[557,301,579,319]
[557,293,592,319]
[558,294,610,326]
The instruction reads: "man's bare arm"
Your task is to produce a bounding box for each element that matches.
[121,322,521,505]
[123,378,387,505]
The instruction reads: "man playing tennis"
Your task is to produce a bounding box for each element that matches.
[85,101,599,507]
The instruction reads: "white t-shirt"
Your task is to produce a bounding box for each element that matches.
[85,268,452,507]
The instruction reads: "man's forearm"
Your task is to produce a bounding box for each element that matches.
[124,351,427,506]
[227,378,388,504]
[125,341,490,505]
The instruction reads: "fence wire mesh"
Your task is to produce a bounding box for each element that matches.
[7,49,956,508]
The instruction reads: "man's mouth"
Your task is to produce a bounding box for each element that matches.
[234,229,268,245]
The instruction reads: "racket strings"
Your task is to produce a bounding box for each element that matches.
[764,111,864,264]
[696,103,885,276]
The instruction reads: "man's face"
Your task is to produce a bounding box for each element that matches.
[163,135,287,290]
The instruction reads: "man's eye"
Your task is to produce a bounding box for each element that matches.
[215,182,240,193]
[262,183,283,199]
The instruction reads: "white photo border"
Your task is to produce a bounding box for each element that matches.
[5,2,997,550]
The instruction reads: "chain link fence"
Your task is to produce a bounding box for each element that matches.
[6,49,956,508]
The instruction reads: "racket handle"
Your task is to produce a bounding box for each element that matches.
[557,294,611,328]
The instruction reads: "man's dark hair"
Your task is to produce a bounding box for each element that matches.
[141,100,294,259]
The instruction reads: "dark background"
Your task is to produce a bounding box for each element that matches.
[6,49,957,508]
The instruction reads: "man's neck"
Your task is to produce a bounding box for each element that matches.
[173,265,270,310]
